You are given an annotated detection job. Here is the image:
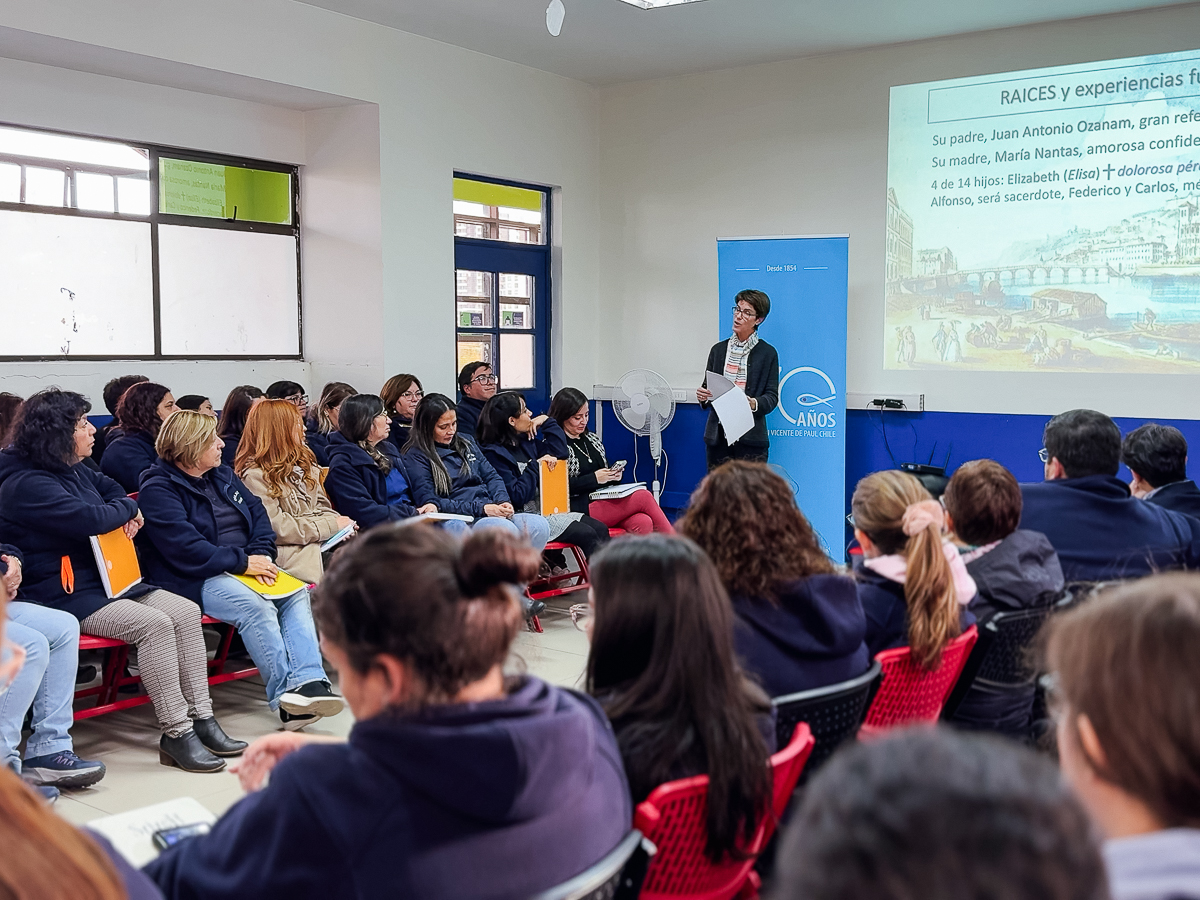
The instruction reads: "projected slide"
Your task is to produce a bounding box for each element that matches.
[886,48,1200,373]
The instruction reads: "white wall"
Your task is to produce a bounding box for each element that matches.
[596,5,1200,417]
[0,0,600,404]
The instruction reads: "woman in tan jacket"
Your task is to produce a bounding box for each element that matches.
[235,400,354,584]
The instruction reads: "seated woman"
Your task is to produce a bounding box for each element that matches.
[216,385,263,468]
[850,470,975,666]
[100,382,178,492]
[942,459,1064,737]
[324,394,439,529]
[380,373,423,451]
[0,389,243,773]
[235,400,354,585]
[402,394,550,551]
[477,391,610,559]
[176,395,216,417]
[548,387,673,534]
[0,543,106,796]
[1047,574,1200,900]
[678,461,869,697]
[145,525,631,900]
[586,534,774,862]
[138,411,344,730]
[305,381,355,467]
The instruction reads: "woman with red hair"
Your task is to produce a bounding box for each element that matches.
[236,400,354,585]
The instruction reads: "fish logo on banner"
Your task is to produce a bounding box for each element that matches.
[778,366,838,430]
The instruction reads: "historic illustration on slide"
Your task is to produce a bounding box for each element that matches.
[885,48,1200,373]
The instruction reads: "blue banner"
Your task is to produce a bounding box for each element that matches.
[716,235,849,556]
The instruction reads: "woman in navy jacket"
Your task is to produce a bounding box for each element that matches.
[146,524,631,900]
[324,394,440,529]
[138,411,342,730]
[477,392,609,559]
[100,382,178,492]
[402,394,550,550]
[0,389,242,773]
[679,462,869,697]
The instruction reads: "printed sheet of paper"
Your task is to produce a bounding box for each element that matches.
[706,371,755,445]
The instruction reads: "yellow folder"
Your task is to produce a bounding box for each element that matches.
[540,458,570,516]
[90,527,144,599]
[229,570,310,596]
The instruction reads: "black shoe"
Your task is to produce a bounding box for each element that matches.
[192,717,248,757]
[159,731,226,773]
[74,664,98,686]
[280,709,318,732]
[524,599,546,618]
[279,681,345,718]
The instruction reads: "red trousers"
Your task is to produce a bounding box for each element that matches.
[588,489,674,535]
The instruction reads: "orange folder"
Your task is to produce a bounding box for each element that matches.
[90,527,143,599]
[539,459,570,516]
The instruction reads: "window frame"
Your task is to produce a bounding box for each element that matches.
[0,121,302,362]
[453,173,552,411]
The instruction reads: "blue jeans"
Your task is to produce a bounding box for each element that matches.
[0,603,79,771]
[471,514,550,551]
[201,576,328,711]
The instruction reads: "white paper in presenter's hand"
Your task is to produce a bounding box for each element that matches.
[706,371,755,445]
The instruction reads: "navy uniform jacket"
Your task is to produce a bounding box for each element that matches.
[479,419,569,511]
[700,339,780,448]
[1147,479,1200,521]
[324,433,421,527]
[99,430,158,494]
[137,459,277,605]
[404,438,510,519]
[0,449,146,620]
[1020,475,1200,582]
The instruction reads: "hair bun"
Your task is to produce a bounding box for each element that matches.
[456,529,542,598]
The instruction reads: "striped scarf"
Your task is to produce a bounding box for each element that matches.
[723,330,759,389]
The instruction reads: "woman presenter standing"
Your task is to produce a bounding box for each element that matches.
[695,290,779,471]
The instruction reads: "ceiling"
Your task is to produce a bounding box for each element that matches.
[298,0,1196,85]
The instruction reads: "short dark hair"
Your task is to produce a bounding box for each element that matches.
[548,387,589,428]
[942,459,1022,546]
[475,391,524,448]
[264,381,304,400]
[116,382,170,438]
[102,375,148,416]
[735,289,770,325]
[1043,409,1121,478]
[1120,423,1188,488]
[458,361,491,390]
[175,395,209,412]
[312,523,540,706]
[12,389,92,471]
[774,728,1107,900]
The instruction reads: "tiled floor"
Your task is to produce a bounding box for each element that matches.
[52,599,590,828]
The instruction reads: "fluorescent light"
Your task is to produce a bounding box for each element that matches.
[615,0,710,8]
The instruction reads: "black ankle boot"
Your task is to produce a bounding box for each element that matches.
[192,717,248,757]
[159,731,225,773]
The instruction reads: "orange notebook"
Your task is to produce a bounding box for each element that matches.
[539,459,570,516]
[89,527,143,599]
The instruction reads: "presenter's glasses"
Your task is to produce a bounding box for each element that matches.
[732,305,758,320]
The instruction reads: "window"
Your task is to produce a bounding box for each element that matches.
[0,123,300,359]
[453,176,551,410]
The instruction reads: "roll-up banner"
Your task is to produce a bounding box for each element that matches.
[716,235,849,556]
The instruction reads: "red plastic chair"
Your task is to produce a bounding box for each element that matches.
[527,542,590,600]
[859,625,978,739]
[633,723,815,900]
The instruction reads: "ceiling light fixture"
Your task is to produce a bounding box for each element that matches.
[615,0,710,8]
[546,0,565,34]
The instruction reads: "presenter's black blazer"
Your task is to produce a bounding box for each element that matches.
[701,338,779,449]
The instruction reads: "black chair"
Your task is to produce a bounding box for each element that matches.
[530,829,654,900]
[941,603,1057,732]
[771,660,883,780]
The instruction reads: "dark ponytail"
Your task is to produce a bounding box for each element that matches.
[313,523,540,707]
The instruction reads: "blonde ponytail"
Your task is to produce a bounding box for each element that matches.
[851,472,962,670]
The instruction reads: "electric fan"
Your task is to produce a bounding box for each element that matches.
[611,368,675,501]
